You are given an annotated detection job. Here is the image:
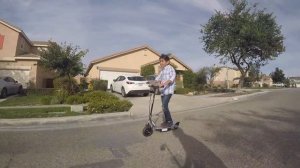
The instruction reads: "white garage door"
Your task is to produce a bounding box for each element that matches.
[100,71,139,89]
[0,70,30,88]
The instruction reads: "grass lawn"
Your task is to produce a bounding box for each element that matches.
[0,107,86,119]
[0,95,50,106]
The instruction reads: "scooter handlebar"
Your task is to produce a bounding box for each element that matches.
[148,80,160,88]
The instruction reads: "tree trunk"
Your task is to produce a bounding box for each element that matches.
[67,75,72,95]
[238,70,246,90]
[238,76,244,89]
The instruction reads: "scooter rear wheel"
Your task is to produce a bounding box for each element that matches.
[143,124,153,137]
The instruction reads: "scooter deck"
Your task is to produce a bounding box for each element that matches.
[155,122,180,132]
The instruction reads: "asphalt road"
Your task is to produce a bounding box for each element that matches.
[0,88,300,168]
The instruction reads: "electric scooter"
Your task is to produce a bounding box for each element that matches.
[142,81,180,137]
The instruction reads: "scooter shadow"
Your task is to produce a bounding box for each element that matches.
[166,128,228,168]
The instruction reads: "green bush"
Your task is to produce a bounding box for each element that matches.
[83,91,132,113]
[52,89,69,104]
[263,83,269,88]
[40,96,52,105]
[79,77,88,91]
[91,79,108,91]
[88,99,132,113]
[141,65,155,77]
[83,91,118,101]
[53,76,79,94]
[183,70,196,89]
[66,95,85,104]
[62,91,133,112]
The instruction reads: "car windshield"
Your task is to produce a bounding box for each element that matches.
[127,76,146,81]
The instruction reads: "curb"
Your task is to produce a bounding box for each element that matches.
[0,111,131,127]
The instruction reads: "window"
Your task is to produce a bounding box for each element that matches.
[128,76,146,81]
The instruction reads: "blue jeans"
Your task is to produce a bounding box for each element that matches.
[161,94,173,124]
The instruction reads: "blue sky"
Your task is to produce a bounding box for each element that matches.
[1,0,299,77]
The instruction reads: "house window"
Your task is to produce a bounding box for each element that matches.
[0,34,4,49]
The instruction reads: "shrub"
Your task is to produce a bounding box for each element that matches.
[92,79,108,91]
[53,76,79,94]
[79,77,88,91]
[87,99,132,113]
[66,95,85,104]
[183,70,196,89]
[141,65,155,77]
[83,91,118,101]
[263,83,269,88]
[52,89,69,104]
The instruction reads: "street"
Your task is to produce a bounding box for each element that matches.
[0,89,300,168]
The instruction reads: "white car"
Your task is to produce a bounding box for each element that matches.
[110,75,150,97]
[0,76,23,98]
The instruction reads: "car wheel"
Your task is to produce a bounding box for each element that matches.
[1,88,7,98]
[110,85,114,93]
[121,87,127,97]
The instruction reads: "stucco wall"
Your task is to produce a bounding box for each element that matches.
[88,49,159,79]
[99,49,158,70]
[16,35,31,56]
[0,23,18,58]
[213,67,242,87]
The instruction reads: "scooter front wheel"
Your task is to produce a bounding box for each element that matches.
[143,124,153,137]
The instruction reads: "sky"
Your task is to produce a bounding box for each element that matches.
[1,0,299,77]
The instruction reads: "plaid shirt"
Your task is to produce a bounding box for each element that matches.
[155,65,176,95]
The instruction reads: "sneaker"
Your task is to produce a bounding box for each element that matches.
[160,122,168,127]
[167,121,174,128]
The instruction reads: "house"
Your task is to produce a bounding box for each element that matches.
[85,45,192,88]
[255,74,273,87]
[0,19,55,88]
[289,77,300,88]
[212,66,242,88]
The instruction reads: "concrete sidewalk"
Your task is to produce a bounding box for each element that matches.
[0,91,268,127]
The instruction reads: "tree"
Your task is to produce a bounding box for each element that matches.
[194,67,208,91]
[183,70,196,89]
[270,67,285,83]
[200,0,285,88]
[141,64,155,77]
[40,41,88,93]
[248,63,261,82]
[205,66,221,87]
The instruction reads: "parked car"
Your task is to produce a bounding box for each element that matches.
[0,76,23,98]
[272,83,285,87]
[110,75,150,97]
[146,75,160,95]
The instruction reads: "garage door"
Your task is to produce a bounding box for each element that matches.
[0,70,30,88]
[100,71,139,89]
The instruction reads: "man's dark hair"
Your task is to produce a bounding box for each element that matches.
[160,54,170,61]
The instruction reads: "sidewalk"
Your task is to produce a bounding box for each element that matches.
[0,91,267,127]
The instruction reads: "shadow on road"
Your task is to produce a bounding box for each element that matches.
[162,128,227,168]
